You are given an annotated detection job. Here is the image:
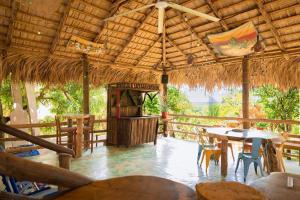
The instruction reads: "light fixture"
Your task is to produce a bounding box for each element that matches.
[37,31,41,35]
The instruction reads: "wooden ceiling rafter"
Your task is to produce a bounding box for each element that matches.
[178,13,218,61]
[135,36,162,66]
[112,6,157,64]
[165,35,188,60]
[6,0,18,49]
[255,0,286,52]
[49,0,74,54]
[204,0,229,31]
[93,0,129,42]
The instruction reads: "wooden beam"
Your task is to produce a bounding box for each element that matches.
[178,13,218,61]
[205,0,229,31]
[113,7,156,63]
[165,35,188,59]
[135,36,162,66]
[49,0,73,54]
[6,0,18,48]
[82,54,89,114]
[255,0,285,51]
[162,20,167,68]
[0,152,93,188]
[93,0,128,42]
[242,56,250,129]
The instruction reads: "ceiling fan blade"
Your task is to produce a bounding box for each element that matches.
[157,7,165,34]
[168,2,220,22]
[103,4,155,21]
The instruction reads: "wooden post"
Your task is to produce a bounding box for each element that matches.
[82,54,89,115]
[242,56,250,129]
[58,153,71,170]
[82,54,89,149]
[221,138,228,176]
[0,93,4,149]
[162,74,168,137]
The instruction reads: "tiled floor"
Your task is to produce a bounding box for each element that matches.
[31,136,300,188]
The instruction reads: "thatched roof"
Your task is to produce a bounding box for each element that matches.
[0,0,299,90]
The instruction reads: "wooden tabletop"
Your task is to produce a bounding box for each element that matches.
[205,127,279,140]
[54,176,196,200]
[250,172,300,200]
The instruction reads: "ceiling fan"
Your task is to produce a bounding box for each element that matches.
[103,1,220,34]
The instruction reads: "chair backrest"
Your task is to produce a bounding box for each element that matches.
[196,128,210,147]
[250,138,263,159]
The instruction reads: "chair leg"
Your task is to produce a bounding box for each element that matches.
[197,145,203,164]
[254,162,258,175]
[200,150,205,166]
[96,135,98,147]
[243,160,251,182]
[229,144,235,161]
[91,132,94,153]
[214,152,221,165]
[258,160,264,176]
[205,151,212,173]
[235,158,241,173]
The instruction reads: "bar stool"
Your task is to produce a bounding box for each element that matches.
[55,116,77,150]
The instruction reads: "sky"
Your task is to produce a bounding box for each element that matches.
[178,85,228,103]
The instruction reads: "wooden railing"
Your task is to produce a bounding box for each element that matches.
[161,114,300,137]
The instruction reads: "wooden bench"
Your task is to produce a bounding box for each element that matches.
[283,134,300,165]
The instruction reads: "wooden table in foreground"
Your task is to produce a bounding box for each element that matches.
[61,114,90,158]
[250,172,300,200]
[205,127,280,176]
[54,176,196,200]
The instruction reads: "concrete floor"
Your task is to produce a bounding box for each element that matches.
[31,136,300,188]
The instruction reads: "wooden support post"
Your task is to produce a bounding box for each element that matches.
[162,73,168,137]
[0,52,4,149]
[58,153,71,170]
[82,54,89,149]
[82,54,89,115]
[242,56,250,129]
[221,138,228,176]
[58,153,72,190]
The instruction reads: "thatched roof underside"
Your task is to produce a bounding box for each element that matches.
[0,0,299,90]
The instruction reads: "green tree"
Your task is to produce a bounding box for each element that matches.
[143,86,193,115]
[254,85,299,131]
[207,104,220,116]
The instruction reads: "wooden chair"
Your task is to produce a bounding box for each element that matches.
[83,115,95,153]
[55,116,77,150]
[196,128,221,173]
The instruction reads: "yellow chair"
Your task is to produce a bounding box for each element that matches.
[197,128,221,173]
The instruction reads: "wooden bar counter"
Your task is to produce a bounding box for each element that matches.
[113,116,159,146]
[106,83,160,147]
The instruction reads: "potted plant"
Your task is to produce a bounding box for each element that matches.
[256,122,268,130]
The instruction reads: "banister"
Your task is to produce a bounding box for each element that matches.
[0,123,74,156]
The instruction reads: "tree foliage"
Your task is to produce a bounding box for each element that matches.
[143,86,193,115]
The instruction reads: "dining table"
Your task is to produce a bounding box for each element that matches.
[204,127,280,176]
[61,114,90,158]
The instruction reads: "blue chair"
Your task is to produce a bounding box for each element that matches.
[235,138,264,182]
